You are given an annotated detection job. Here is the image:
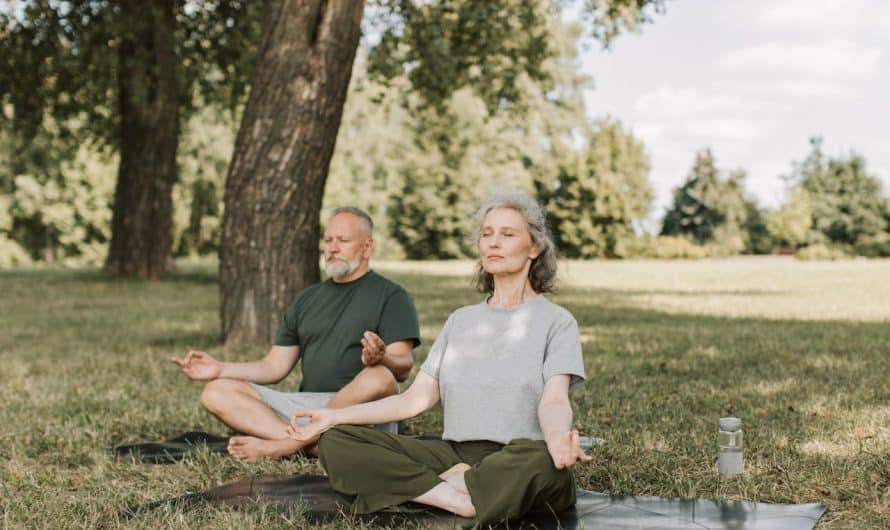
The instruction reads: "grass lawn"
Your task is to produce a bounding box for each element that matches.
[1,257,888,528]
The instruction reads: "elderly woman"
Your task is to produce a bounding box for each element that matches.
[288,191,589,526]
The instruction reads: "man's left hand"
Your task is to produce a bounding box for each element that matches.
[360,330,386,366]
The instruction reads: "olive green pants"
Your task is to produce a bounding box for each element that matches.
[317,425,576,526]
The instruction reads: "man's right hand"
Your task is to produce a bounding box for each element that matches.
[171,351,222,381]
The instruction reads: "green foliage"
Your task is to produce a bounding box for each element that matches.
[661,149,750,255]
[766,186,813,249]
[792,138,888,251]
[0,0,261,145]
[384,16,593,259]
[651,235,708,259]
[2,134,116,265]
[537,118,652,258]
[388,88,537,259]
[743,201,773,255]
[173,106,235,257]
[324,55,414,259]
[368,0,663,112]
[795,243,851,261]
[0,107,236,267]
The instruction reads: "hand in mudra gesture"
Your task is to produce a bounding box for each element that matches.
[545,429,593,469]
[360,330,386,366]
[170,351,222,381]
[287,409,336,441]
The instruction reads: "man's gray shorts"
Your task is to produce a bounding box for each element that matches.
[250,384,398,434]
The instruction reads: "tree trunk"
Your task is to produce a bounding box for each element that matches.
[220,0,366,344]
[104,0,179,278]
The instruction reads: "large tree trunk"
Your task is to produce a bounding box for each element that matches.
[104,0,179,278]
[220,0,365,344]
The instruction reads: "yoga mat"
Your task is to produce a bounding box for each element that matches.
[127,474,827,529]
[112,431,230,463]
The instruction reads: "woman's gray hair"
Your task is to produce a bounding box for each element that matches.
[472,191,557,294]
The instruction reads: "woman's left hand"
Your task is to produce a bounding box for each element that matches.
[545,429,593,469]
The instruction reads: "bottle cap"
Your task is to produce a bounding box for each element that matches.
[719,417,742,431]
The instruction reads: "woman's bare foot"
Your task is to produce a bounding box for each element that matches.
[414,482,476,518]
[439,462,471,494]
[227,435,306,461]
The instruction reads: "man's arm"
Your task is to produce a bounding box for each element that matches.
[172,345,300,384]
[360,332,413,382]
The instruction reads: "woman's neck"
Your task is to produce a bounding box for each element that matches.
[488,274,537,309]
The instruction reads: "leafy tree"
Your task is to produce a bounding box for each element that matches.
[537,118,652,258]
[387,87,538,259]
[0,117,116,264]
[792,138,887,249]
[385,17,594,259]
[743,201,773,255]
[661,149,749,254]
[223,0,665,342]
[0,0,260,277]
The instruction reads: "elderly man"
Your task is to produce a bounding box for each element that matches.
[172,207,420,460]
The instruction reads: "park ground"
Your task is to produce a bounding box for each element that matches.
[1,257,888,528]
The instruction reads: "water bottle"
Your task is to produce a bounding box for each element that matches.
[717,417,744,475]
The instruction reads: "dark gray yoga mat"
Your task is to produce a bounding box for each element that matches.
[112,431,231,463]
[127,474,827,529]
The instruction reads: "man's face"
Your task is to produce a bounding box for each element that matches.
[322,213,372,279]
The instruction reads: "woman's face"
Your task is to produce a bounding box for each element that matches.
[478,207,539,275]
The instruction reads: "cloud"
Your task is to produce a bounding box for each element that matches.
[718,79,848,99]
[686,119,758,142]
[634,87,756,117]
[755,0,865,31]
[718,39,883,77]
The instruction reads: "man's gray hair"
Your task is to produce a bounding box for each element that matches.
[329,206,374,235]
[472,191,557,294]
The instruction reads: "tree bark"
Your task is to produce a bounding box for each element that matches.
[104,0,179,278]
[220,0,366,344]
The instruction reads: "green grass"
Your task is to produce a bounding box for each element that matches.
[1,257,888,528]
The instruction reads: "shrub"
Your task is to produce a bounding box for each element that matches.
[653,236,708,259]
[796,243,851,261]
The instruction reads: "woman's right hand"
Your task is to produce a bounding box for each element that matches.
[288,409,337,441]
[170,351,222,380]
[545,429,593,469]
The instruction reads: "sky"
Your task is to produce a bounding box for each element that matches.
[577,0,890,223]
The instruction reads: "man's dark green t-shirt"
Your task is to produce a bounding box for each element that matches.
[274,270,420,392]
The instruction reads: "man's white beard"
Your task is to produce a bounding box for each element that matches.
[324,254,362,279]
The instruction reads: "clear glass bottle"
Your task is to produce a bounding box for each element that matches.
[717,417,744,475]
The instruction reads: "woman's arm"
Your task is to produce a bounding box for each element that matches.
[538,374,592,469]
[288,371,440,440]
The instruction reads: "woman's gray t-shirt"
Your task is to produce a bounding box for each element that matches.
[420,295,585,444]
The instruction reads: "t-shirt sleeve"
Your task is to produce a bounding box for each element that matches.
[378,288,421,347]
[274,297,302,347]
[420,314,453,380]
[542,312,586,387]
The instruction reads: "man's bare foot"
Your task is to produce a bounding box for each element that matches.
[227,435,305,461]
[439,462,471,494]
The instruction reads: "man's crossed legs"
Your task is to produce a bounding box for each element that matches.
[200,364,399,460]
